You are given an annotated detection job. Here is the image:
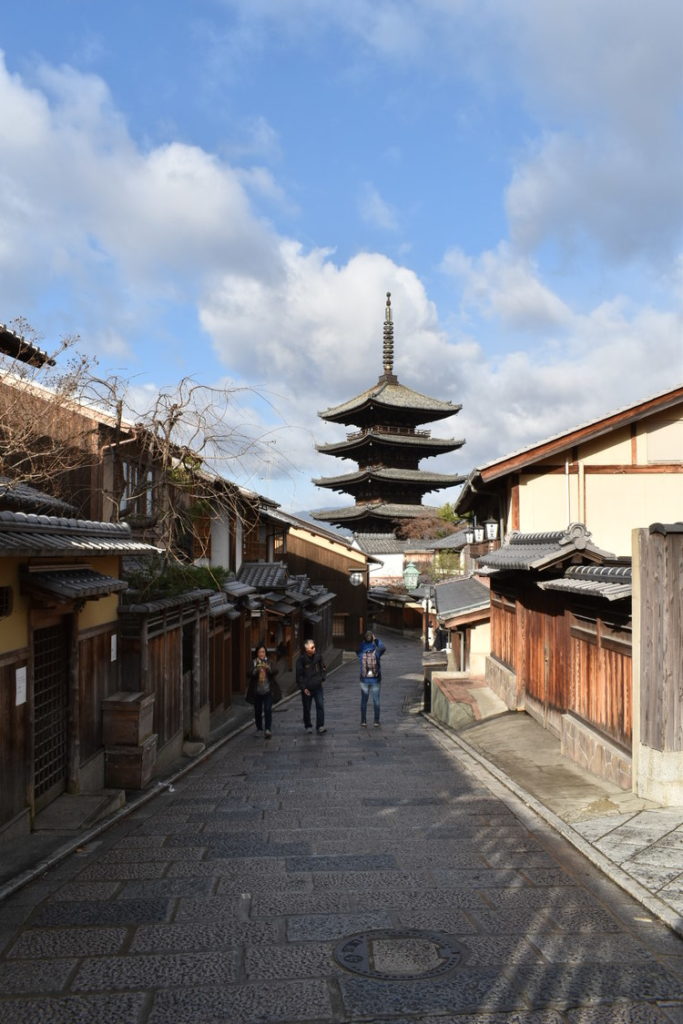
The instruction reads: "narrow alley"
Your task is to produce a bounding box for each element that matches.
[1,634,682,1023]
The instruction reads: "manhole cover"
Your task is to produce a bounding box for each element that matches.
[333,929,467,981]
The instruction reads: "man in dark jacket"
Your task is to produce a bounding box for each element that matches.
[295,639,327,733]
[357,630,386,727]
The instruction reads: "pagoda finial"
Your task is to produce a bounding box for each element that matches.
[382,291,394,378]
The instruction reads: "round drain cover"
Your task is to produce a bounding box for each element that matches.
[333,928,467,981]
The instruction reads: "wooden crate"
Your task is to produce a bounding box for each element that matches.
[103,691,155,747]
[105,733,157,790]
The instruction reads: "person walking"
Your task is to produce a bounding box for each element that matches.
[246,644,281,739]
[357,630,386,728]
[295,638,327,733]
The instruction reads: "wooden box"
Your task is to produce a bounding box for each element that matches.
[103,691,155,747]
[105,733,157,790]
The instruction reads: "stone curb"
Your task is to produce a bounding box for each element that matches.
[0,677,315,904]
[425,712,683,940]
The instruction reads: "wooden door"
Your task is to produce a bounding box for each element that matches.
[33,619,69,811]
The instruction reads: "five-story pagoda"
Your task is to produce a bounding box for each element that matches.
[312,293,465,534]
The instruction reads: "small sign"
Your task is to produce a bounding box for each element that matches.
[15,666,27,706]
[110,634,118,663]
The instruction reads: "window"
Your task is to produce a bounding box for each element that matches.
[120,462,155,517]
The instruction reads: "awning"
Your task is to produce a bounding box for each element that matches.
[21,568,128,603]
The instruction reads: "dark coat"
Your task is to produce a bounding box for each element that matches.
[246,658,281,704]
[295,650,326,691]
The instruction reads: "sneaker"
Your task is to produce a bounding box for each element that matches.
[373,722,381,728]
[305,726,313,733]
[264,730,272,739]
[360,721,367,727]
[317,726,327,734]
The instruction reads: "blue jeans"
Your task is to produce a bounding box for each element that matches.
[254,692,273,732]
[301,686,324,729]
[360,680,380,724]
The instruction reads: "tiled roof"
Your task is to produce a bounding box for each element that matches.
[0,324,55,367]
[313,502,440,524]
[238,562,289,589]
[0,478,76,516]
[477,523,614,572]
[650,522,683,535]
[317,431,462,454]
[538,564,632,602]
[434,576,490,618]
[320,380,460,421]
[430,532,467,551]
[313,467,464,487]
[121,589,214,615]
[0,510,160,557]
[20,568,128,601]
[353,532,464,554]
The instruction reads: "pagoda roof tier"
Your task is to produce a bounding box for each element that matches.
[312,501,439,530]
[316,429,464,458]
[313,467,465,492]
[319,379,460,427]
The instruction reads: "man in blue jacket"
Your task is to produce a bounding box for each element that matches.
[357,630,386,728]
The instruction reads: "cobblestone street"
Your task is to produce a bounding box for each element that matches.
[1,634,683,1023]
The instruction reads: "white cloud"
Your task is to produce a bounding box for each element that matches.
[442,244,572,332]
[359,183,399,232]
[0,53,281,326]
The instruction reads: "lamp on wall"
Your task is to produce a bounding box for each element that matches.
[464,526,475,545]
[473,523,485,543]
[349,569,365,587]
[483,518,499,541]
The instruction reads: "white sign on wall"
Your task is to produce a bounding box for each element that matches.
[15,666,27,706]
[111,634,118,662]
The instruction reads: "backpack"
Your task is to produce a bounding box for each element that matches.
[362,647,379,678]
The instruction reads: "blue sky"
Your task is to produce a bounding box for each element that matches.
[0,0,681,513]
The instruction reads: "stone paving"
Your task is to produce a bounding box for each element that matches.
[1,635,683,1023]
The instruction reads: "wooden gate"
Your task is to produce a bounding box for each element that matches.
[33,620,69,811]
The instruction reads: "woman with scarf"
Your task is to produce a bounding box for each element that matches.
[246,644,281,739]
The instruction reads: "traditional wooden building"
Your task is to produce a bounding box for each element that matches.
[476,524,634,788]
[0,499,159,839]
[312,293,465,534]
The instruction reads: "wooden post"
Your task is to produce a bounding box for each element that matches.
[67,612,80,794]
[632,524,683,804]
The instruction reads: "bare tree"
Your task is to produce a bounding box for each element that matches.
[0,320,279,565]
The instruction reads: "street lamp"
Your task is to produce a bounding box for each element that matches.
[464,526,475,545]
[349,569,365,587]
[402,561,420,590]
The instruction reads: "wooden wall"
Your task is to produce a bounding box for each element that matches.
[490,578,632,750]
[78,624,119,763]
[0,650,29,829]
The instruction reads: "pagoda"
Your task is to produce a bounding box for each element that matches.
[312,293,465,534]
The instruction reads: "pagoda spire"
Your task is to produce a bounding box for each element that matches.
[381,292,397,383]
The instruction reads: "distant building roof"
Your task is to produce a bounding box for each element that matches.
[434,576,490,619]
[313,467,464,489]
